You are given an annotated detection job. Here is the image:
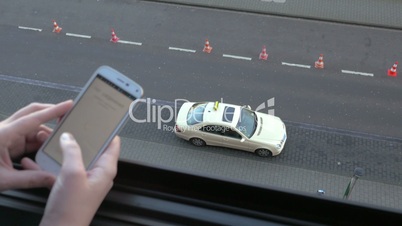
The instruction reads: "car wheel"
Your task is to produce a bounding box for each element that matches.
[190,138,206,147]
[255,149,272,157]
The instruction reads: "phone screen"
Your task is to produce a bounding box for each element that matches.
[43,75,135,168]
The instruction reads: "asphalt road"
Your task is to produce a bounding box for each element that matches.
[1,1,402,139]
[1,78,401,186]
[0,0,402,191]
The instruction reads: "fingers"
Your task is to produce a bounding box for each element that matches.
[103,136,121,165]
[102,136,120,165]
[59,133,85,175]
[91,136,120,178]
[11,100,73,135]
[21,157,42,170]
[2,169,56,190]
[23,126,53,153]
[36,127,52,143]
[39,124,53,134]
[21,158,56,189]
[4,103,55,123]
[31,125,53,145]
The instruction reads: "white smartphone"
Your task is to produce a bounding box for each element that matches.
[35,66,143,175]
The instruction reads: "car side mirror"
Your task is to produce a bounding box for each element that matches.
[242,105,251,110]
[240,138,245,142]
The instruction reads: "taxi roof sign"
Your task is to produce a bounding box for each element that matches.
[213,101,219,111]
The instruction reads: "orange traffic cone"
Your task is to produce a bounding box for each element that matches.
[387,61,398,77]
[52,20,62,33]
[110,29,120,43]
[203,39,212,53]
[315,54,324,69]
[259,45,268,60]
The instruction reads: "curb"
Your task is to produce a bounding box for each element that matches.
[145,0,402,30]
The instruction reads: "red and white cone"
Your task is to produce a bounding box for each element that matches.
[315,54,324,69]
[52,20,62,33]
[203,39,212,53]
[387,61,398,77]
[259,45,268,60]
[110,29,120,43]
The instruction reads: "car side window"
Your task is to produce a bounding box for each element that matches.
[223,128,242,139]
[200,125,225,136]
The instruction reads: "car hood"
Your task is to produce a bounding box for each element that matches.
[250,112,286,143]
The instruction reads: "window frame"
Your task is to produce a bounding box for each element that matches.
[1,160,402,225]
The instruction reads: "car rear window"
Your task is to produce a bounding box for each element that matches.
[222,107,235,122]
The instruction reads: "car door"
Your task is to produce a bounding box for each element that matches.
[199,125,225,147]
[221,128,252,152]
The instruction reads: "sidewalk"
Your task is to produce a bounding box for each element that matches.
[120,136,402,211]
[154,0,402,29]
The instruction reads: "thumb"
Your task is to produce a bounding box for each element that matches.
[59,133,85,173]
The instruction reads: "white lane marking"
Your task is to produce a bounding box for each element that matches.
[281,62,311,69]
[222,54,252,61]
[168,47,196,53]
[0,74,81,92]
[66,33,91,39]
[341,70,374,77]
[117,40,142,46]
[18,26,42,32]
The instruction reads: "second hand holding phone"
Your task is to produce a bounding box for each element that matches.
[35,65,143,175]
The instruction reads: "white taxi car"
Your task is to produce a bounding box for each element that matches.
[174,101,287,157]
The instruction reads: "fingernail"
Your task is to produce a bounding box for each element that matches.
[61,133,73,141]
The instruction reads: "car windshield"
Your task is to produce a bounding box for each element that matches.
[186,103,207,125]
[236,107,257,138]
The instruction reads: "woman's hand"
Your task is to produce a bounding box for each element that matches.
[41,133,120,226]
[0,100,73,191]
